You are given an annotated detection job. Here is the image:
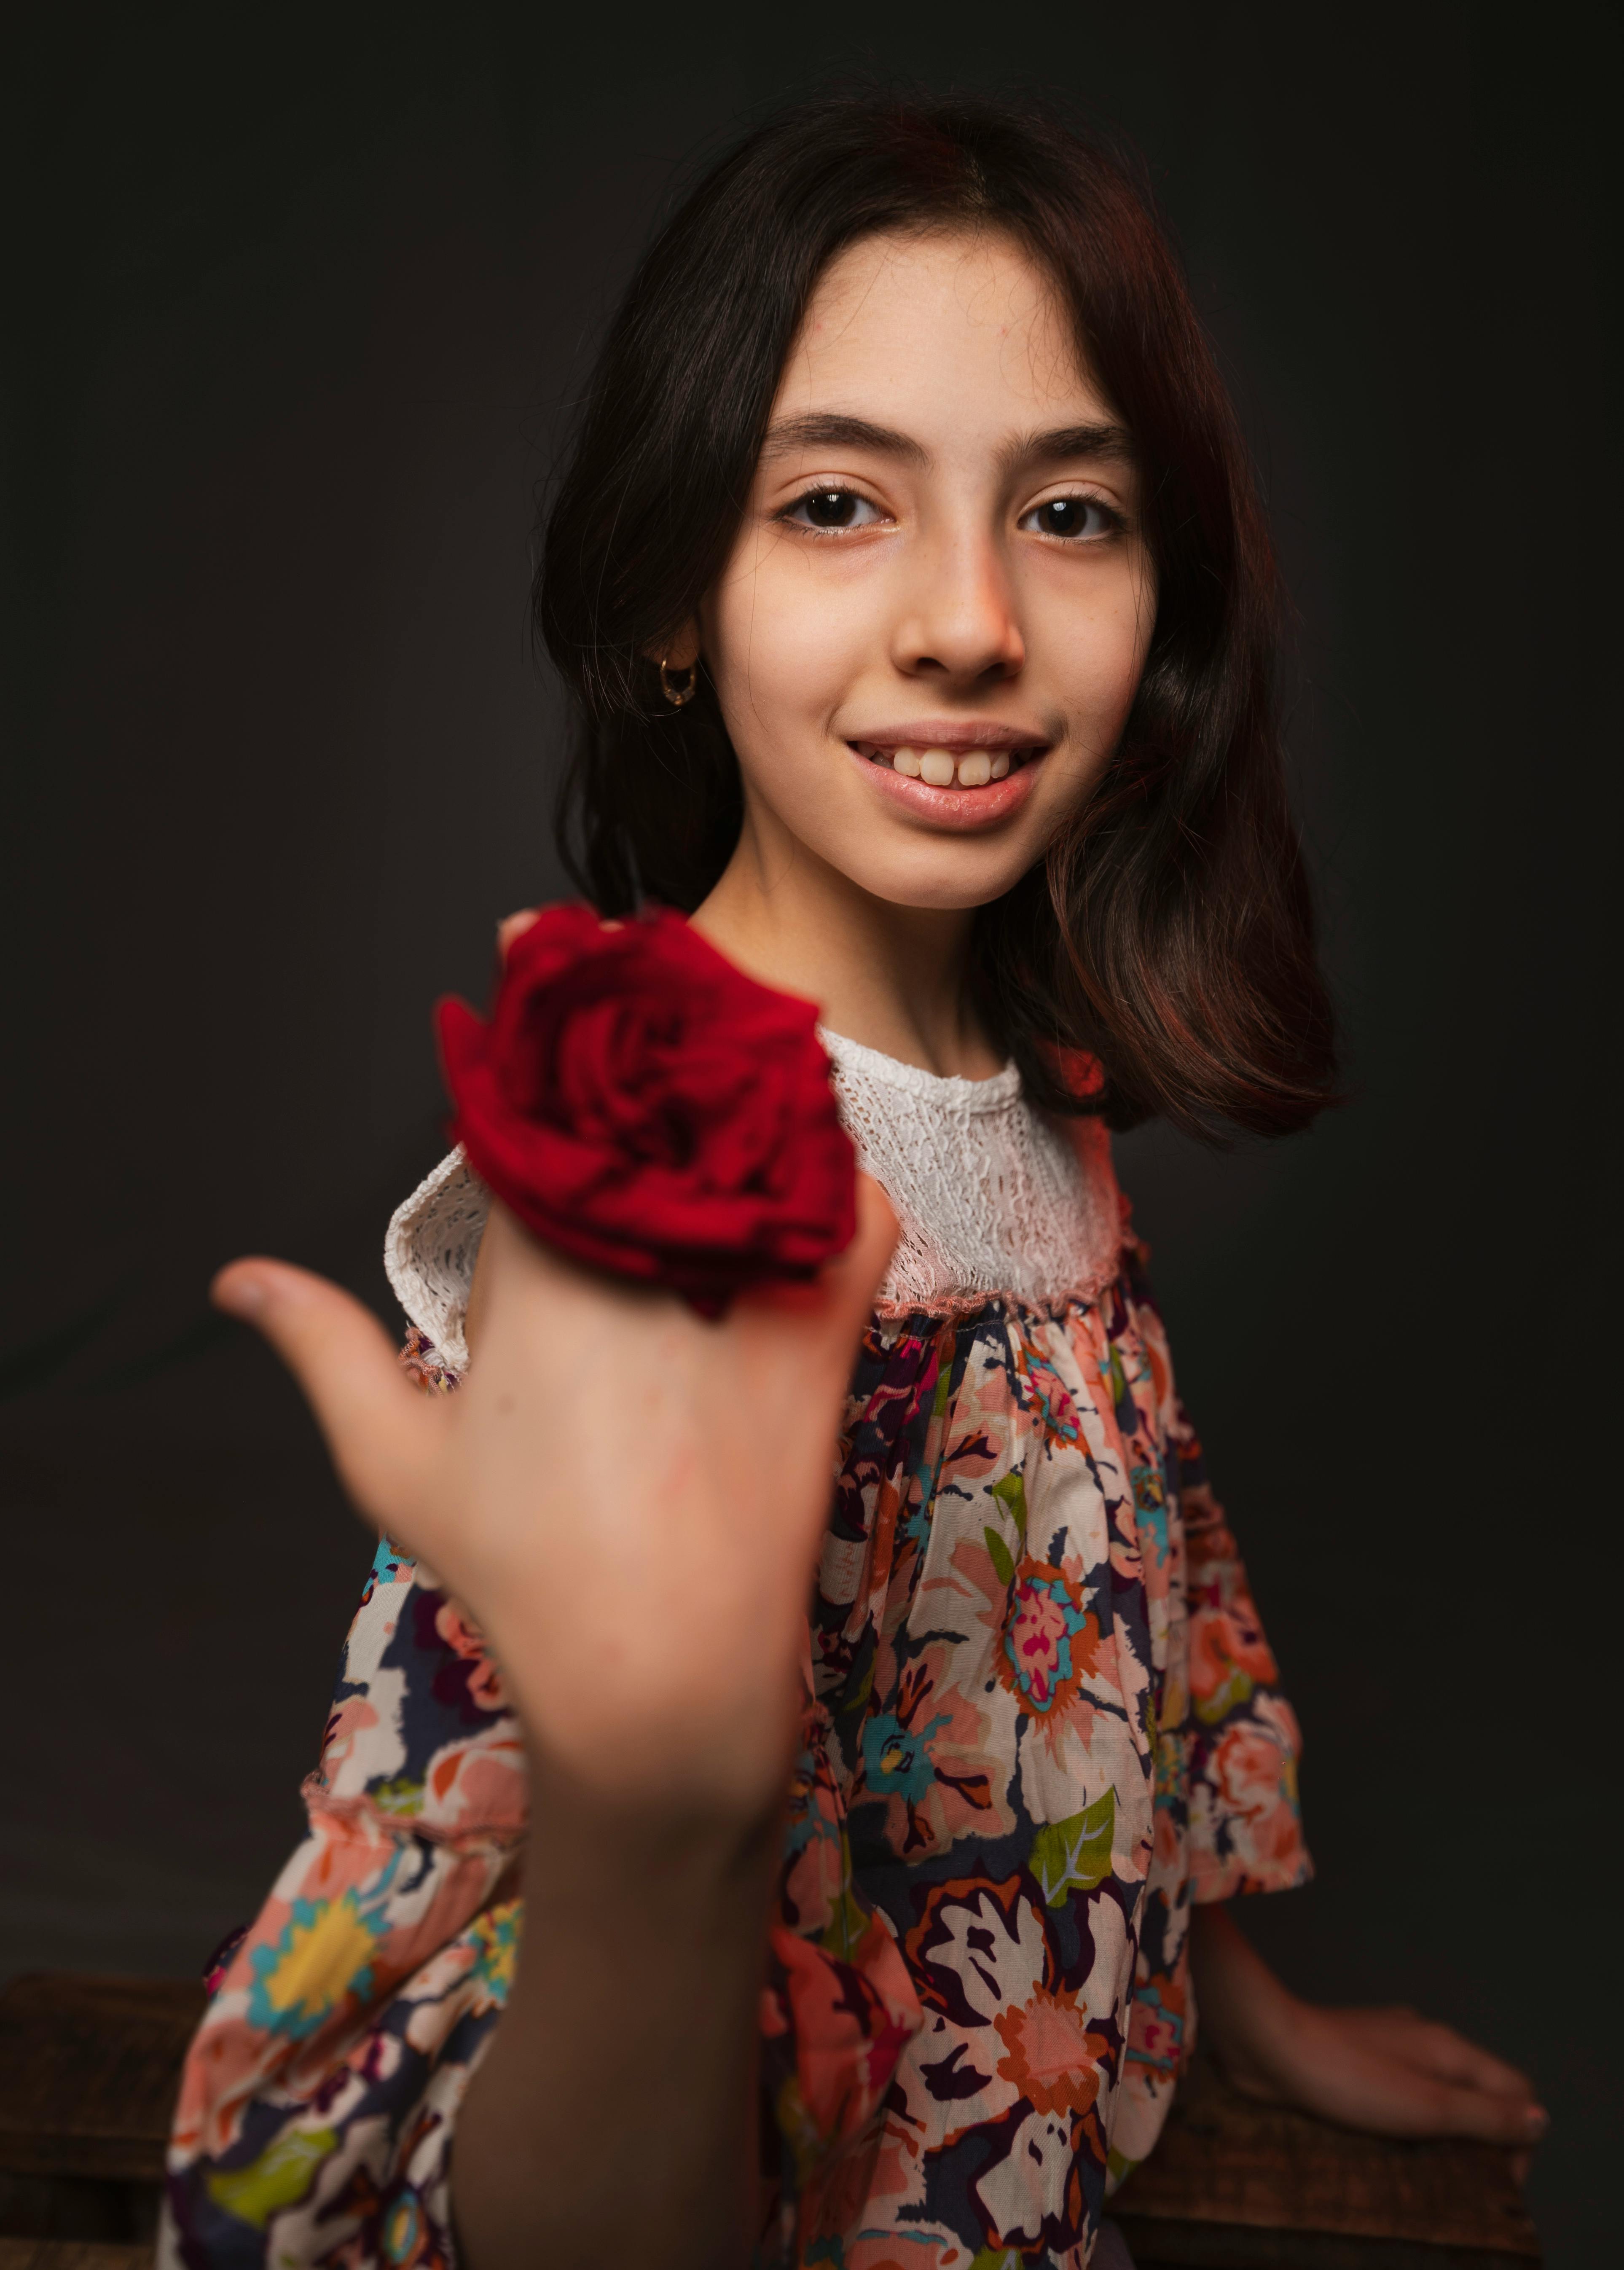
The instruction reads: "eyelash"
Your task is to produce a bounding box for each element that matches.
[777,486,1126,540]
[778,488,889,535]
[1018,494,1127,542]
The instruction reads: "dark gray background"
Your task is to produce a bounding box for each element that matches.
[3,3,1617,2257]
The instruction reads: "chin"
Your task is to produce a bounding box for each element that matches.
[845,846,1037,912]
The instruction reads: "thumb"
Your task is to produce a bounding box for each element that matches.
[212,1259,441,1532]
[821,1171,899,1335]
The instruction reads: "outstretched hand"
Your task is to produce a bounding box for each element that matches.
[210,956,897,2270]
[1240,1999,1547,2155]
[212,1174,897,1821]
[1191,1903,1546,2160]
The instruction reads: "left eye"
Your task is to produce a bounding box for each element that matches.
[785,488,883,530]
[1020,496,1117,540]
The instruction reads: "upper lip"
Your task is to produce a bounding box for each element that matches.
[847,721,1050,755]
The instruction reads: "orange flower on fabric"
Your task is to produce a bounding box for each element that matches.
[993,1984,1111,2119]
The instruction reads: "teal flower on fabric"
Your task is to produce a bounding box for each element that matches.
[1131,1459,1169,1561]
[467,1901,521,2003]
[381,2190,422,2263]
[1025,1349,1083,1448]
[1127,1981,1184,2073]
[861,1708,947,1803]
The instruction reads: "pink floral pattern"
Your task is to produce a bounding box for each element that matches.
[1000,1562,1101,1714]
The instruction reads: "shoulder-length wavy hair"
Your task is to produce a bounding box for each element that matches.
[536,89,1337,1138]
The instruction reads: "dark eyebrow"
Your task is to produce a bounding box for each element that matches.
[759,412,930,467]
[1010,422,1135,470]
[759,412,1136,476]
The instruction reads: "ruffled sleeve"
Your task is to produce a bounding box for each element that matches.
[161,1510,526,2270]
[1171,1409,1312,1902]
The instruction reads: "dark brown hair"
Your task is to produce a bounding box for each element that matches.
[536,89,1338,1137]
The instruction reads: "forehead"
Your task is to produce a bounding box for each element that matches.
[775,226,1105,426]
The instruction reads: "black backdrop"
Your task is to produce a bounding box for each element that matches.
[4,4,1618,2257]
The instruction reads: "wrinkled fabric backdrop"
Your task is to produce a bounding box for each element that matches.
[3,4,1616,2259]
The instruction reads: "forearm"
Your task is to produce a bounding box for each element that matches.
[1189,1899,1293,2071]
[451,1763,777,2270]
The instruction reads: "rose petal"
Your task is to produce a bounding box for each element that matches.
[435,904,855,1315]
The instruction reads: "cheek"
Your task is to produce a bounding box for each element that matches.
[1039,572,1154,750]
[706,539,867,726]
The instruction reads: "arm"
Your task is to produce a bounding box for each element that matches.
[1164,1389,1545,2160]
[451,1786,776,2266]
[1190,1902,1546,2150]
[207,1182,896,2268]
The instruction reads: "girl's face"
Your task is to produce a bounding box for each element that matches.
[697,226,1156,912]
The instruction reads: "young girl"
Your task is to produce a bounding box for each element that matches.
[164,92,1543,2270]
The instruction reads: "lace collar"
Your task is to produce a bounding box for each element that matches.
[384,1034,1124,1366]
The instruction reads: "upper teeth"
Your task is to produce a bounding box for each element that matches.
[882,745,1017,785]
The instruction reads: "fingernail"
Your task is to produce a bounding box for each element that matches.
[1524,2106,1549,2136]
[212,1268,266,1319]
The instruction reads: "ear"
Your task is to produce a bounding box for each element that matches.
[645,618,701,671]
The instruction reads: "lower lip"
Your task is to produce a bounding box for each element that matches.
[847,745,1046,828]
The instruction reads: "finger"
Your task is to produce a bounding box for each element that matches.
[821,1171,899,1329]
[1402,2026,1536,2101]
[1356,2063,1549,2147]
[212,1259,441,1529]
[1364,2012,1535,2101]
[496,908,540,961]
[727,1172,897,1353]
[1408,2078,1549,2148]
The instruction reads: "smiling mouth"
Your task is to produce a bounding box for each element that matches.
[850,740,1045,788]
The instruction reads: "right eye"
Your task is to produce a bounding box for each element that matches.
[782,487,885,531]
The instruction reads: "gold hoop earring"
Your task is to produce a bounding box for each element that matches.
[660,656,700,708]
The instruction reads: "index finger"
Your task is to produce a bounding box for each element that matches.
[1396,2019,1537,2102]
[497,908,541,961]
[1406,2074,1547,2147]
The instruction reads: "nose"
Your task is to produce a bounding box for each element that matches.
[889,528,1025,685]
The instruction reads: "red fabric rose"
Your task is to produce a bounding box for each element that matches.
[435,903,857,1316]
[1044,1043,1106,1101]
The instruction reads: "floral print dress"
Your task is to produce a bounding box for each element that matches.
[162,1037,1308,2270]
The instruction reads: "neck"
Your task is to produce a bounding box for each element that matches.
[690,809,1003,1080]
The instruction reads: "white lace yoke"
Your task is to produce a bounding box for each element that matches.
[819,1031,1120,1316]
[384,1031,1123,1367]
